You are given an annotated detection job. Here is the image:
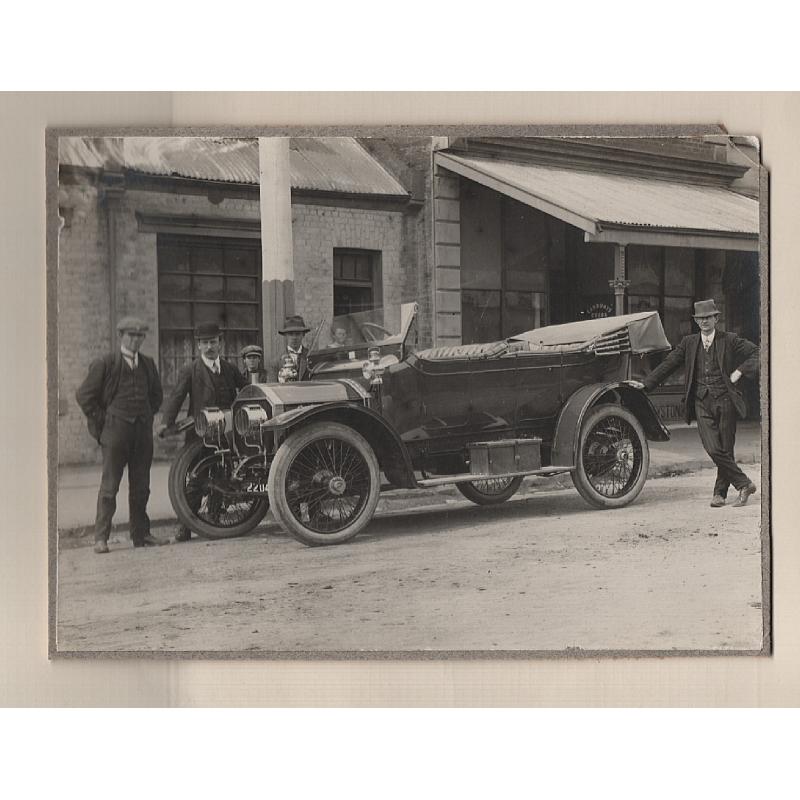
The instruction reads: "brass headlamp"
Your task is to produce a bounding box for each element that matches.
[234,404,269,438]
[195,407,227,442]
[361,348,385,386]
[278,354,298,384]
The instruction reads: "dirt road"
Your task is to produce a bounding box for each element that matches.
[55,465,764,654]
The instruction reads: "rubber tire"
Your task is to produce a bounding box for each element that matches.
[167,438,269,539]
[268,422,381,546]
[456,475,524,505]
[571,403,649,509]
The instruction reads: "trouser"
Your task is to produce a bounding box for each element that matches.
[94,414,154,544]
[694,395,749,497]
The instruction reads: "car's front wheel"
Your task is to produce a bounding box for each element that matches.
[268,422,381,546]
[571,403,649,509]
[456,476,524,505]
[167,438,270,539]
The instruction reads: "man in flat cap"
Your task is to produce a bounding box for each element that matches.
[628,299,759,508]
[270,315,312,383]
[76,316,164,553]
[160,322,247,541]
[241,344,267,384]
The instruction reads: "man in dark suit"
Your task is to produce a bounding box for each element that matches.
[269,315,312,383]
[628,299,759,508]
[76,316,164,554]
[160,322,247,541]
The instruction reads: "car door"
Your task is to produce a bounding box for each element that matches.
[514,350,563,440]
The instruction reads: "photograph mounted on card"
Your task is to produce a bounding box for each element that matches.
[48,127,768,657]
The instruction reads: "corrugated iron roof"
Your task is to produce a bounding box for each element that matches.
[58,136,409,197]
[439,152,759,236]
[289,138,408,196]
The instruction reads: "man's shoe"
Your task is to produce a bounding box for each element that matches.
[710,495,726,508]
[93,541,109,554]
[134,534,167,548]
[732,482,757,508]
[173,528,192,543]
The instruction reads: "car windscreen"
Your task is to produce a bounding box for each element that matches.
[309,306,410,353]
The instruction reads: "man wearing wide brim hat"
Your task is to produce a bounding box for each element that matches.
[270,315,312,383]
[160,321,248,541]
[629,299,759,508]
[76,315,165,553]
[240,343,267,384]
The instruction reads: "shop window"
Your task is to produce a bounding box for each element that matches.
[333,248,381,316]
[460,190,550,342]
[628,246,696,387]
[157,235,262,390]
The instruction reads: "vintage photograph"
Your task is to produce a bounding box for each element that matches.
[51,130,766,655]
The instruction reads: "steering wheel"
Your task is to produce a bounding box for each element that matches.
[359,322,393,342]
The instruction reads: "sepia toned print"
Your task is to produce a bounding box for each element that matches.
[51,130,766,656]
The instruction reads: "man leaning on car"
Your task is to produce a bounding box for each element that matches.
[628,299,758,508]
[76,316,165,554]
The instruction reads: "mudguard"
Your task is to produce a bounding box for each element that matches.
[264,401,418,488]
[551,382,670,467]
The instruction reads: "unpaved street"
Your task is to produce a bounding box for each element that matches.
[55,465,764,654]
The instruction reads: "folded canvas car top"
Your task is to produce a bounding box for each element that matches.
[511,311,672,355]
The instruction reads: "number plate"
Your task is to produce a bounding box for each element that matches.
[243,482,269,494]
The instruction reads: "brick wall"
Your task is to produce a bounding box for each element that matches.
[291,203,408,333]
[57,179,111,465]
[358,137,435,348]
[57,174,416,465]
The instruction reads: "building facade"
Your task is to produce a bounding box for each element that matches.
[431,136,761,421]
[57,134,762,465]
[57,137,431,464]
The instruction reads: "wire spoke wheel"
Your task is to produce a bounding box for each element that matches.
[456,475,523,505]
[168,439,269,539]
[186,463,264,529]
[572,404,649,509]
[582,417,640,498]
[268,422,381,546]
[285,437,372,534]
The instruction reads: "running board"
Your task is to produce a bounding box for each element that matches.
[416,466,575,488]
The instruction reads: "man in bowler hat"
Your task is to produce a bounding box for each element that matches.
[628,299,759,507]
[76,316,164,553]
[241,344,268,384]
[270,315,312,383]
[160,322,247,540]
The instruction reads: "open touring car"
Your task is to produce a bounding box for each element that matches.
[167,303,672,546]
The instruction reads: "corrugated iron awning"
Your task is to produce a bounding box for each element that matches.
[437,151,759,250]
[59,136,409,198]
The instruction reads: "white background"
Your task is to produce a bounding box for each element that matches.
[0,2,798,795]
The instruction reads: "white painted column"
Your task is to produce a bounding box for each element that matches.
[258,137,295,376]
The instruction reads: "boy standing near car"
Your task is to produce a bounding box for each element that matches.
[241,344,268,384]
[160,322,247,541]
[76,316,164,554]
[628,299,759,508]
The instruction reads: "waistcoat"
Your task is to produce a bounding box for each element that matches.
[107,360,151,421]
[695,339,727,401]
[208,364,236,409]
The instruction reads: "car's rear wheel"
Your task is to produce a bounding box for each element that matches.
[268,422,381,546]
[168,438,270,539]
[456,476,524,505]
[571,403,649,509]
